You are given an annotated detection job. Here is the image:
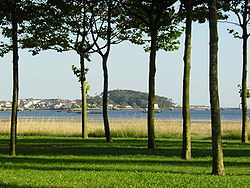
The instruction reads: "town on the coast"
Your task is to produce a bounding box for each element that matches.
[0,97,226,112]
[0,99,215,111]
[0,89,220,112]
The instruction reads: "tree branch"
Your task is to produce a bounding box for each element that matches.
[219,20,240,26]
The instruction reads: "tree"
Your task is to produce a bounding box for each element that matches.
[0,0,40,155]
[180,0,213,160]
[181,0,193,160]
[223,0,250,143]
[91,0,121,143]
[22,0,105,138]
[180,0,229,160]
[98,0,113,143]
[208,0,225,176]
[0,0,25,156]
[119,0,181,149]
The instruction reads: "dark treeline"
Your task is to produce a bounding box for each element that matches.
[0,0,249,176]
[87,89,174,109]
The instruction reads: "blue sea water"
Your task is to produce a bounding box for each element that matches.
[0,109,247,120]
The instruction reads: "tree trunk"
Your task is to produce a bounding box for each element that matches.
[10,1,19,156]
[241,30,248,144]
[147,29,157,149]
[102,55,112,142]
[241,0,249,144]
[208,0,225,176]
[80,54,88,138]
[182,0,193,160]
[101,0,112,143]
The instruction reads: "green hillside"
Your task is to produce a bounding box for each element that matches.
[88,89,173,109]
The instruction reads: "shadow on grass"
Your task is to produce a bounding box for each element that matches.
[0,137,249,158]
[1,137,250,177]
[0,182,51,188]
[1,155,250,176]
[0,155,212,175]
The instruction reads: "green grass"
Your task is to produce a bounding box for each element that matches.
[0,136,250,187]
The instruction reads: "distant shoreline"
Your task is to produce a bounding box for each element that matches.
[0,108,246,121]
[0,117,242,122]
[0,107,242,112]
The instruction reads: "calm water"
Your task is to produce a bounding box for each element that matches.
[0,109,247,120]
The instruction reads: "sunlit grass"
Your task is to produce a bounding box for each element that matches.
[0,136,249,187]
[0,118,248,139]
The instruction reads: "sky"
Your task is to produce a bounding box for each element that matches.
[0,20,249,108]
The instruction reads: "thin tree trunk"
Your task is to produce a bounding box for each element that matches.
[241,31,248,143]
[209,0,225,176]
[147,29,157,149]
[101,0,112,143]
[182,0,193,160]
[10,1,19,156]
[102,55,112,142]
[241,0,249,143]
[80,54,88,138]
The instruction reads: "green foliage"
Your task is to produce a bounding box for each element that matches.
[238,84,250,98]
[20,0,100,56]
[0,0,38,56]
[221,0,250,39]
[118,0,183,52]
[227,28,241,39]
[71,65,90,93]
[184,1,229,24]
[88,89,173,108]
[192,4,209,23]
[71,65,89,82]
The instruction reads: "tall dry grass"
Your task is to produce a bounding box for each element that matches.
[0,117,247,139]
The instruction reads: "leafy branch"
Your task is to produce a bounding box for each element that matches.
[238,84,250,98]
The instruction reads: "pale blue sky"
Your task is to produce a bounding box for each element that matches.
[0,21,249,108]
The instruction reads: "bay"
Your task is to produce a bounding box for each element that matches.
[0,109,247,120]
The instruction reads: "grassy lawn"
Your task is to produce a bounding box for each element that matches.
[0,136,250,187]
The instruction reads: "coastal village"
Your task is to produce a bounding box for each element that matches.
[0,98,213,111]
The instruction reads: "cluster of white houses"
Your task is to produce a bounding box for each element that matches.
[0,98,211,111]
[0,99,160,110]
[0,98,81,110]
[0,98,137,111]
[0,101,12,109]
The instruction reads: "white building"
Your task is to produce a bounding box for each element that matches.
[107,104,114,109]
[54,104,61,109]
[5,102,12,108]
[154,104,159,109]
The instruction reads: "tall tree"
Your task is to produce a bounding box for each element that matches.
[208,0,225,176]
[180,0,228,160]
[22,0,105,138]
[99,0,113,143]
[91,0,121,142]
[181,0,193,160]
[9,0,19,156]
[10,0,19,156]
[222,0,250,143]
[0,0,36,155]
[1,0,21,156]
[119,0,181,149]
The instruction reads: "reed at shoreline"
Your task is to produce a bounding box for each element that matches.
[0,117,246,139]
